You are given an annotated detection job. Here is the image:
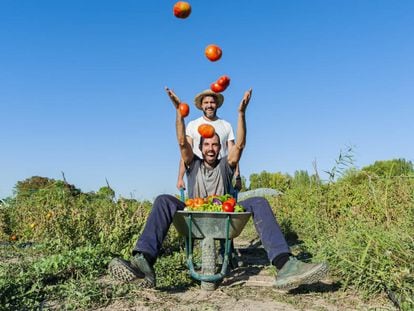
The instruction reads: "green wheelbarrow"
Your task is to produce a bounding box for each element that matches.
[173,210,251,290]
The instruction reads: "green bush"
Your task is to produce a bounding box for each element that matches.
[1,168,413,309]
[4,181,155,257]
[269,175,414,309]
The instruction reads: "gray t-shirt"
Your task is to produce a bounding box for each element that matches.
[186,156,235,199]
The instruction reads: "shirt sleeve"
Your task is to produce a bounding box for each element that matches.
[227,122,235,142]
[186,120,195,138]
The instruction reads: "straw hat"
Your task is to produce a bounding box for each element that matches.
[193,89,224,110]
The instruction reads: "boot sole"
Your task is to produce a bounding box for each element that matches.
[108,258,144,282]
[274,262,328,290]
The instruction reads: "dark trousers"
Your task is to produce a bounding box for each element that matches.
[134,194,290,263]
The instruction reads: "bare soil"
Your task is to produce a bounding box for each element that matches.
[97,240,397,311]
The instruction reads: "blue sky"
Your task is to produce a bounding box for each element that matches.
[1,1,413,201]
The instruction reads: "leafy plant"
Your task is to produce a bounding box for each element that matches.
[1,164,413,310]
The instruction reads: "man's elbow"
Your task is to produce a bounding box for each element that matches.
[228,157,240,168]
[235,143,245,151]
[177,139,187,148]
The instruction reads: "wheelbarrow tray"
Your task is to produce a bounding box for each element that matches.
[173,211,251,239]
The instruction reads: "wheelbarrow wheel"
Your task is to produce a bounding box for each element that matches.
[201,237,217,291]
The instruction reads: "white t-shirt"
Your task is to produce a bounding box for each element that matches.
[186,116,235,159]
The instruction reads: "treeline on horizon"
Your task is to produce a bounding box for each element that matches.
[2,157,413,201]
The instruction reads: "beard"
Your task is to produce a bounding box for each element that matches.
[203,109,217,119]
[203,151,219,166]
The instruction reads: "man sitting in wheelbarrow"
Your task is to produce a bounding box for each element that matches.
[109,87,328,289]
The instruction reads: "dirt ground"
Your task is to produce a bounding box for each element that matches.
[97,241,397,311]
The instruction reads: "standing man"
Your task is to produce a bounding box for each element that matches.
[108,87,328,290]
[175,89,242,193]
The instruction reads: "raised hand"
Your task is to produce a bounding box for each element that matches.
[165,87,181,109]
[239,88,252,113]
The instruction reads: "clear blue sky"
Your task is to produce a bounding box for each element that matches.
[1,1,413,201]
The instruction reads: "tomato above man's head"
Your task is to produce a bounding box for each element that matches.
[173,1,191,19]
[210,82,225,93]
[178,103,189,118]
[205,44,222,62]
[198,124,215,138]
[217,75,230,87]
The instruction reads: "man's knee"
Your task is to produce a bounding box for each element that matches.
[240,196,269,210]
[154,194,173,203]
[153,194,183,213]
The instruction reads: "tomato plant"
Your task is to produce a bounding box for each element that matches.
[198,124,215,138]
[178,103,189,118]
[173,1,191,19]
[205,44,222,62]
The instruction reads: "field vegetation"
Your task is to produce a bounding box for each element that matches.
[0,158,413,310]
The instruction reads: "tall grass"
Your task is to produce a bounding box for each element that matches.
[0,184,188,310]
[0,173,413,309]
[269,174,414,309]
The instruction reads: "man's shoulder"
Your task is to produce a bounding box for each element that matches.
[213,118,233,132]
[187,117,204,128]
[190,116,205,123]
[212,117,230,125]
[187,155,202,173]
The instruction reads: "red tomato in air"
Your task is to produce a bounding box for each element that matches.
[222,201,235,213]
[198,124,215,138]
[173,1,191,19]
[210,82,226,93]
[217,75,230,87]
[178,103,189,117]
[205,44,222,62]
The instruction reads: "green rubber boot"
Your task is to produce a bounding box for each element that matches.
[108,258,144,282]
[130,253,156,288]
[274,257,328,290]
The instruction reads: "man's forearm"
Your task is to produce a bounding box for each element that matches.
[227,88,251,168]
[235,163,240,177]
[235,112,246,151]
[178,158,186,179]
[176,111,187,147]
[176,111,193,164]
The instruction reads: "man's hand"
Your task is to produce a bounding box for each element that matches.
[228,88,252,168]
[165,87,181,109]
[177,179,186,191]
[234,177,242,191]
[239,88,252,113]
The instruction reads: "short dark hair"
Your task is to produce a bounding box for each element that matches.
[199,133,221,151]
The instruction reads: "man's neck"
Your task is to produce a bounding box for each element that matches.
[203,159,219,169]
[203,115,218,122]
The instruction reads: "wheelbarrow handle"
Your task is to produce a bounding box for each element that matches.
[180,188,185,202]
[234,189,239,202]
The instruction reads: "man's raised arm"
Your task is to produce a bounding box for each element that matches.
[165,87,194,166]
[228,88,252,168]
